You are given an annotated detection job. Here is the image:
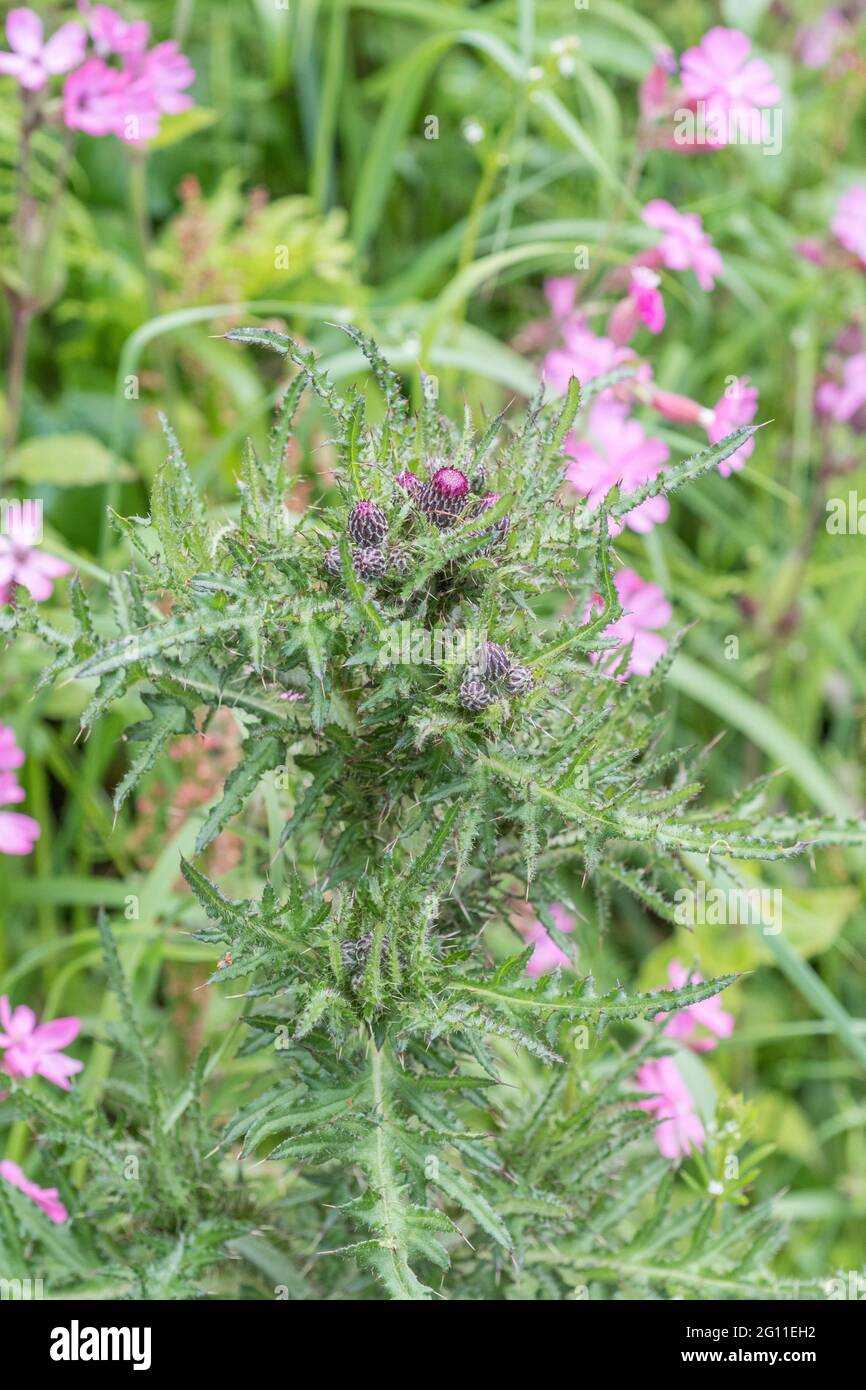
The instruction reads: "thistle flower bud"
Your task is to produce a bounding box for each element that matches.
[417,466,470,528]
[479,641,510,681]
[458,674,496,711]
[324,545,342,576]
[348,499,388,546]
[505,665,533,696]
[353,546,387,578]
[396,469,419,494]
[388,548,409,576]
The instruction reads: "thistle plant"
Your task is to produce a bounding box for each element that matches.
[4,326,864,1302]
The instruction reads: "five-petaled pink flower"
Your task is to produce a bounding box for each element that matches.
[542,317,635,398]
[831,186,866,270]
[642,200,723,291]
[566,400,670,535]
[816,354,866,423]
[0,996,83,1090]
[680,27,781,113]
[634,1056,705,1160]
[655,960,735,1053]
[0,7,85,90]
[707,375,759,475]
[61,9,195,144]
[0,509,70,603]
[587,568,672,680]
[0,1159,68,1224]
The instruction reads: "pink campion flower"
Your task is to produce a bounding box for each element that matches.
[87,4,150,58]
[642,200,723,292]
[0,8,86,90]
[794,9,847,69]
[63,56,125,137]
[544,276,578,323]
[0,510,70,603]
[0,997,83,1089]
[566,400,670,535]
[0,724,25,772]
[655,960,735,1053]
[680,27,781,113]
[136,40,194,116]
[0,1159,68,1224]
[831,186,866,269]
[542,318,635,397]
[816,354,866,423]
[608,268,665,344]
[586,568,672,680]
[634,1056,705,1160]
[706,375,759,476]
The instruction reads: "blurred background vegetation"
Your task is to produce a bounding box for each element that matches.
[1,0,865,1288]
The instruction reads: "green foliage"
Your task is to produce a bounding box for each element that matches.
[6,332,854,1299]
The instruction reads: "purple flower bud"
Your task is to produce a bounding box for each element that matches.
[353,546,387,578]
[458,674,496,712]
[348,500,388,547]
[417,466,471,528]
[505,665,533,696]
[479,641,510,681]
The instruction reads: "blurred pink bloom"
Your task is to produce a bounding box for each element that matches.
[0,8,86,90]
[137,40,194,116]
[707,375,759,475]
[831,186,866,268]
[0,724,25,772]
[88,4,150,57]
[543,276,578,323]
[0,510,70,602]
[631,266,665,333]
[816,354,866,422]
[63,55,125,135]
[516,904,576,976]
[642,199,723,291]
[794,9,847,69]
[608,268,665,344]
[680,27,781,112]
[794,237,828,266]
[639,45,677,120]
[542,318,635,398]
[566,399,670,535]
[655,959,735,1053]
[0,783,40,854]
[0,1159,68,1224]
[0,997,83,1089]
[587,568,672,680]
[634,1056,705,1159]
